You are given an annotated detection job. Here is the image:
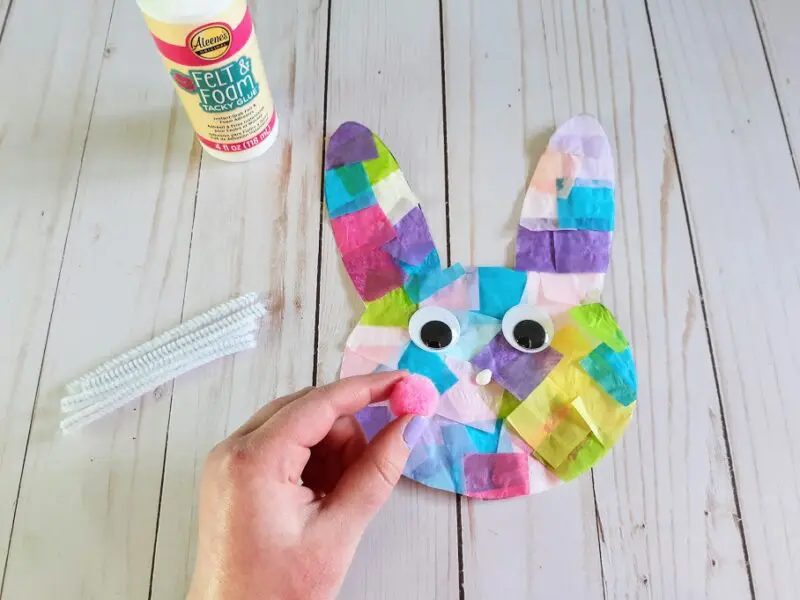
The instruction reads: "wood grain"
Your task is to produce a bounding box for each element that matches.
[0,0,116,587]
[320,1,459,598]
[590,2,751,598]
[751,0,800,178]
[648,0,800,596]
[443,0,750,598]
[3,0,798,596]
[442,2,603,597]
[148,1,329,597]
[0,0,13,37]
[1,0,199,597]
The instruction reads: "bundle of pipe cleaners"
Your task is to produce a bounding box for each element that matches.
[60,292,265,433]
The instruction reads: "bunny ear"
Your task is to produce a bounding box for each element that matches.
[324,122,441,303]
[516,115,615,275]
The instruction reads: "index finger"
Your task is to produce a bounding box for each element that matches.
[231,386,312,438]
[259,371,404,449]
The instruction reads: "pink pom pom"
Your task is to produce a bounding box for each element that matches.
[389,373,440,417]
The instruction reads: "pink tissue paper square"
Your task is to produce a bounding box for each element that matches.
[464,453,530,499]
[332,204,397,256]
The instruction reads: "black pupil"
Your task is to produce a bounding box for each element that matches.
[420,320,453,349]
[513,320,546,350]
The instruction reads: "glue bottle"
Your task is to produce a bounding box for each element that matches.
[137,0,279,161]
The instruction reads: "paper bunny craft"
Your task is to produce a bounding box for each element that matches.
[323,116,636,499]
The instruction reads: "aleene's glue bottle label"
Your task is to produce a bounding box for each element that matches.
[139,0,278,161]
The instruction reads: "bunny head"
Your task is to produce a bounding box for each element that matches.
[324,116,636,499]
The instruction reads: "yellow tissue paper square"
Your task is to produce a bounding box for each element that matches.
[550,325,597,362]
[506,360,634,466]
[533,405,592,469]
[505,374,592,469]
[505,376,571,450]
[572,387,634,448]
[549,361,634,447]
[544,360,588,394]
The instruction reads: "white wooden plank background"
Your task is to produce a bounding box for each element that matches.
[582,2,750,598]
[648,0,800,597]
[2,0,799,597]
[443,1,750,599]
[149,2,329,598]
[751,0,800,177]
[443,2,605,598]
[0,1,12,35]
[0,0,122,587]
[2,0,198,595]
[321,2,458,598]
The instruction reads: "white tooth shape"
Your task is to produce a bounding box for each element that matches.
[475,369,493,386]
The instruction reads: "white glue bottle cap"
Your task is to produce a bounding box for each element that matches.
[137,0,233,25]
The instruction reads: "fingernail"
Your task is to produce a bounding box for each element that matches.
[402,416,429,449]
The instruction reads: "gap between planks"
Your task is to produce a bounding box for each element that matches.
[747,0,800,188]
[146,149,204,599]
[0,0,120,594]
[311,0,334,390]
[437,2,466,600]
[641,0,800,595]
[6,0,787,596]
[0,0,16,43]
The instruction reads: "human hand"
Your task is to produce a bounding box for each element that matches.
[186,371,428,600]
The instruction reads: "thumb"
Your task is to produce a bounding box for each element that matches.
[318,415,429,540]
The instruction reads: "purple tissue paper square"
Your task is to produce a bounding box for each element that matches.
[553,230,611,273]
[355,405,393,441]
[516,227,611,273]
[382,206,436,267]
[516,227,556,272]
[326,122,379,170]
[471,334,562,401]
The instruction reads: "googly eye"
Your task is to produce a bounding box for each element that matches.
[501,304,554,354]
[409,306,461,353]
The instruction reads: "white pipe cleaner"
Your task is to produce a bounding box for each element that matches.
[60,292,265,433]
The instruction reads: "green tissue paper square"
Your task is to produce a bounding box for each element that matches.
[360,288,417,327]
[569,303,629,352]
[363,136,400,184]
[333,163,372,197]
[550,435,608,481]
